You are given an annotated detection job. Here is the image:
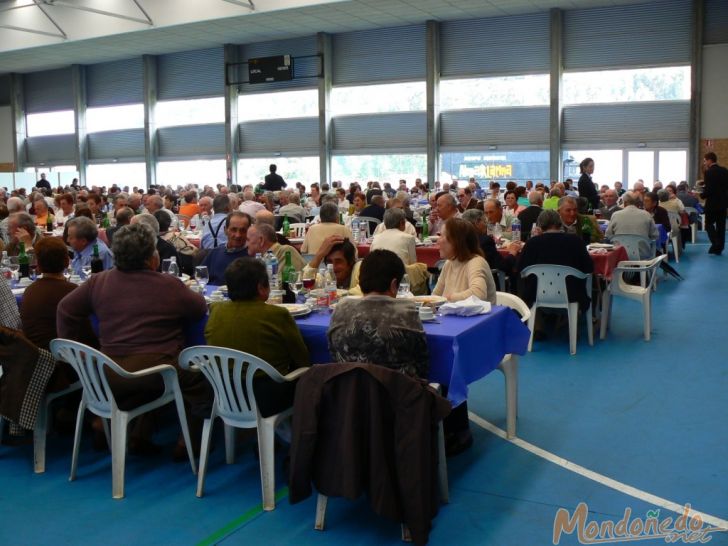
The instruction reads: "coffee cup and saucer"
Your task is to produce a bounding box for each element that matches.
[419,306,437,322]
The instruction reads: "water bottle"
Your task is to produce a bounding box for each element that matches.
[255,252,264,263]
[530,223,541,239]
[167,256,180,277]
[511,217,521,242]
[325,264,337,306]
[266,250,279,289]
[351,219,360,244]
[315,263,329,310]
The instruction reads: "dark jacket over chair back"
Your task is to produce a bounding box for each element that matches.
[289,363,451,545]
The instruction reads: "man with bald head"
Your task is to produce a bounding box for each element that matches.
[429,192,460,235]
[1,197,25,244]
[255,209,296,248]
[517,191,544,241]
[239,190,266,217]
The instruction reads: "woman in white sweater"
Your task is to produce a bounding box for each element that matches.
[433,217,496,304]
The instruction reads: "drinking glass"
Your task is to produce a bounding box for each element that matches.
[302,276,315,293]
[8,257,19,282]
[29,253,38,281]
[289,271,303,302]
[81,257,92,280]
[195,266,209,291]
[63,266,72,282]
[189,216,198,231]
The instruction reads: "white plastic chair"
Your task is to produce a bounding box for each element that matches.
[288,223,307,238]
[0,381,82,474]
[520,265,593,356]
[49,339,197,499]
[666,211,681,263]
[600,255,665,342]
[355,216,381,239]
[178,346,308,510]
[610,234,656,261]
[494,292,531,439]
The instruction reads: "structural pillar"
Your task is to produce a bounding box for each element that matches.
[224,44,240,187]
[425,20,440,190]
[143,54,158,189]
[10,73,27,172]
[549,8,563,183]
[318,32,333,186]
[688,0,704,186]
[72,64,88,187]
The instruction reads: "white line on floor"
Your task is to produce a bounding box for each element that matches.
[468,411,728,529]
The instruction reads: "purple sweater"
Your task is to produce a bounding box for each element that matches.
[57,268,207,357]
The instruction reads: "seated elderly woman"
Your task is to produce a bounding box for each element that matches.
[432,217,496,304]
[58,223,211,455]
[206,257,309,417]
[32,197,54,229]
[328,249,428,378]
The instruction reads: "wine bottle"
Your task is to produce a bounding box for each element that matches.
[18,242,30,278]
[90,243,104,274]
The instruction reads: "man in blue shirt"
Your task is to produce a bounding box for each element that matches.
[201,194,232,250]
[201,211,252,285]
[67,216,114,275]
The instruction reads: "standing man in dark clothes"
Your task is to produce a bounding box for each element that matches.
[262,164,286,191]
[702,152,728,255]
[36,173,51,191]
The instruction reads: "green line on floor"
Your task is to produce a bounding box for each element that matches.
[196,487,289,546]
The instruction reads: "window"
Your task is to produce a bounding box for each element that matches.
[440,151,549,186]
[156,97,224,128]
[658,150,687,183]
[238,89,318,121]
[440,75,549,111]
[26,110,75,137]
[238,157,319,187]
[331,154,426,185]
[157,160,227,187]
[563,150,623,186]
[331,82,425,116]
[87,104,144,133]
[87,162,146,189]
[628,151,654,187]
[563,66,690,105]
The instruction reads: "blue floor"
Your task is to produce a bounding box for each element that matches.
[1,236,727,546]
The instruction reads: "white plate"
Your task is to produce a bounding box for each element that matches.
[412,295,447,307]
[274,303,312,317]
[420,316,439,323]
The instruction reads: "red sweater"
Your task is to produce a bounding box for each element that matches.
[57,268,206,357]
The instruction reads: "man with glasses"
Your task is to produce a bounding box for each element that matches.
[457,187,479,213]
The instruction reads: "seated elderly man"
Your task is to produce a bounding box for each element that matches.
[372,198,417,237]
[358,194,386,234]
[255,209,295,247]
[246,222,306,273]
[300,202,352,255]
[278,192,306,223]
[557,196,603,244]
[369,208,417,266]
[598,188,620,219]
[483,198,514,240]
[605,191,658,259]
[205,257,309,418]
[201,194,232,250]
[66,216,114,275]
[517,210,594,312]
[304,236,361,291]
[58,223,211,455]
[238,189,266,217]
[200,211,252,285]
[517,191,544,240]
[429,192,460,235]
[328,249,428,379]
[106,206,134,247]
[5,212,43,255]
[145,194,175,223]
[131,213,179,269]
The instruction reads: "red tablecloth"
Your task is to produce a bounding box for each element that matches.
[496,245,628,280]
[357,244,442,267]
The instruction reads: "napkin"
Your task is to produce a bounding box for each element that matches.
[439,296,491,316]
[11,288,25,296]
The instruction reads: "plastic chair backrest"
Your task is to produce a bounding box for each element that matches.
[49,339,121,418]
[521,264,589,307]
[356,216,381,238]
[289,223,307,238]
[178,346,285,426]
[610,234,654,261]
[615,255,665,294]
[495,292,531,323]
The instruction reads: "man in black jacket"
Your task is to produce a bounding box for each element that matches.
[517,190,544,240]
[702,152,728,255]
[262,164,286,191]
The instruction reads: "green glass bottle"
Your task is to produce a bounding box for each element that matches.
[282,214,290,237]
[421,212,429,241]
[282,250,296,286]
[91,243,104,273]
[18,242,30,278]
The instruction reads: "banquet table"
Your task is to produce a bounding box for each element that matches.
[186,289,530,435]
